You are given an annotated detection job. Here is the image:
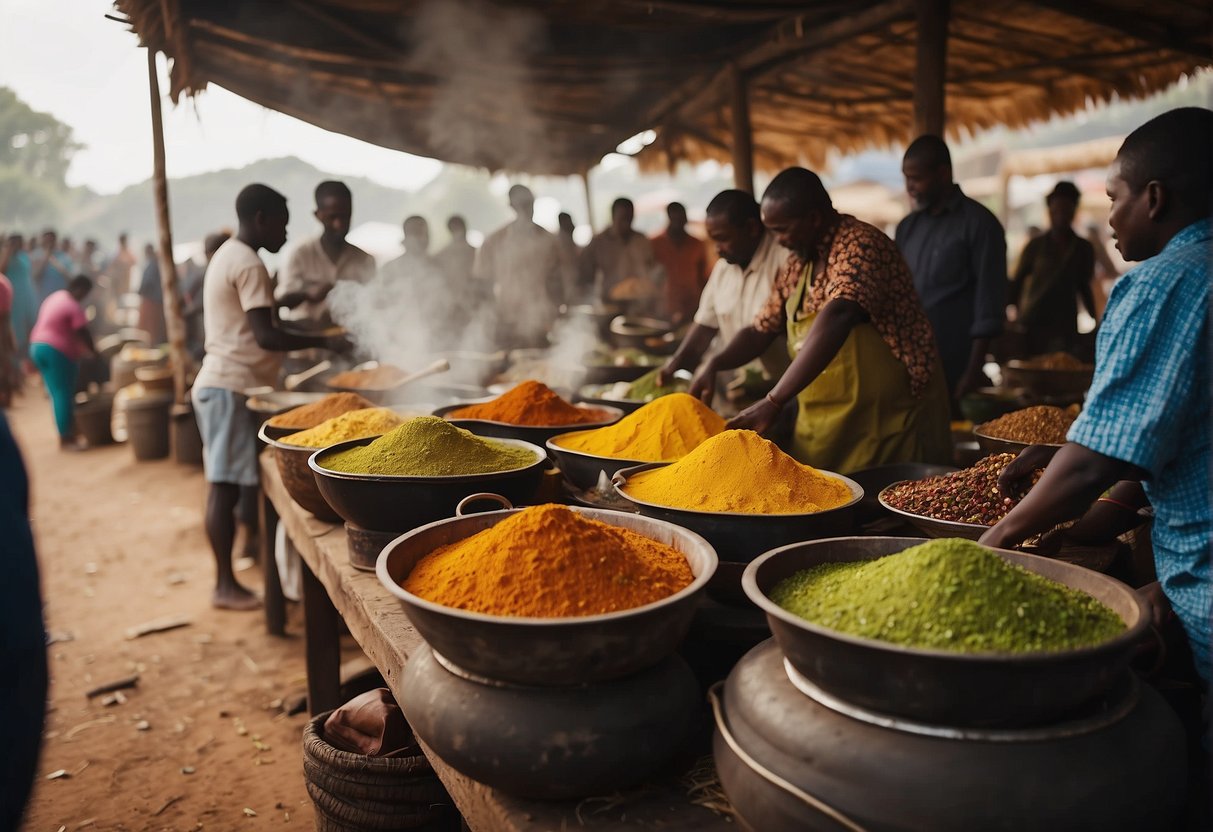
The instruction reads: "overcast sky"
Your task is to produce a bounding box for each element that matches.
[0,0,445,194]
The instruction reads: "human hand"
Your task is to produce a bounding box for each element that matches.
[953,365,985,401]
[325,334,354,354]
[978,523,1019,551]
[1136,581,1172,630]
[656,359,681,388]
[997,444,1059,497]
[726,396,780,435]
[689,366,716,404]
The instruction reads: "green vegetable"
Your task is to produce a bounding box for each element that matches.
[622,368,689,402]
[770,539,1125,653]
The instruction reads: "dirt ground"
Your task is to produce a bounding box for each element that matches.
[10,386,330,831]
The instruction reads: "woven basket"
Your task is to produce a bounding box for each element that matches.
[303,712,452,831]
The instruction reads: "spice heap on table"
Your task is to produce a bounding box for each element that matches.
[551,392,724,462]
[321,416,535,476]
[883,453,1041,525]
[329,365,410,389]
[448,381,612,426]
[282,408,407,448]
[403,504,694,616]
[771,538,1125,652]
[622,430,852,514]
[977,405,1079,444]
[267,392,378,429]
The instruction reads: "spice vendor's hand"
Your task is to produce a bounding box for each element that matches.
[953,365,985,401]
[1136,581,1172,630]
[978,523,1019,550]
[656,360,678,388]
[997,444,1059,497]
[689,366,716,404]
[726,396,780,435]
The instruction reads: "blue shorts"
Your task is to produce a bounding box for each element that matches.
[192,387,261,487]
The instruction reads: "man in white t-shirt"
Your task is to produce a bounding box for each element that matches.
[192,184,348,611]
[659,189,790,386]
[277,181,376,323]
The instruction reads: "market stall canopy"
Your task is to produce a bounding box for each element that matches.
[115,0,1211,175]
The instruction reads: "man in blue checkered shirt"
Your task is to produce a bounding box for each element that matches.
[984,107,1212,684]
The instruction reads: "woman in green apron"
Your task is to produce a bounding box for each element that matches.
[690,168,951,474]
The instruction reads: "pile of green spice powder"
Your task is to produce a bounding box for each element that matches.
[770,539,1125,653]
[322,416,536,476]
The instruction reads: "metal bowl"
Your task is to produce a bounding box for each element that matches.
[743,536,1149,727]
[877,482,991,540]
[608,315,672,350]
[432,402,624,446]
[1003,361,1094,399]
[568,302,629,339]
[257,424,344,522]
[376,506,718,685]
[849,463,958,524]
[972,428,1063,457]
[436,350,509,387]
[309,436,547,533]
[613,463,862,563]
[581,362,653,386]
[246,391,329,417]
[545,434,652,492]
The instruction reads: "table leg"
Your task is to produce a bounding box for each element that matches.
[260,489,287,636]
[302,558,342,715]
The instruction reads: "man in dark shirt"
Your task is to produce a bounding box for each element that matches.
[896,136,1007,402]
[0,413,47,829]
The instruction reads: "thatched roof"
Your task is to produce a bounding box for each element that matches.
[114,0,1211,176]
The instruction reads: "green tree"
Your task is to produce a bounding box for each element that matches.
[0,86,81,229]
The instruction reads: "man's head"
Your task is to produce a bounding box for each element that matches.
[759,168,835,260]
[901,135,953,211]
[40,229,57,250]
[7,233,23,252]
[83,238,98,257]
[204,231,231,261]
[447,215,467,240]
[403,216,430,256]
[611,198,634,235]
[1106,107,1213,262]
[508,185,535,220]
[314,181,353,243]
[1045,181,1080,231]
[705,189,763,267]
[666,202,688,233]
[235,183,289,253]
[68,274,93,302]
[118,232,128,247]
[143,243,155,260]
[558,212,575,235]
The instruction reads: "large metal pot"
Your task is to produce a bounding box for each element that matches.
[713,640,1184,832]
[743,537,1150,727]
[257,424,344,522]
[308,435,547,533]
[432,401,623,446]
[376,505,717,686]
[401,645,700,800]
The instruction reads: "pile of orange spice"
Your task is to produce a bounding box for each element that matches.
[402,504,694,617]
[267,392,377,428]
[328,365,410,389]
[448,380,613,426]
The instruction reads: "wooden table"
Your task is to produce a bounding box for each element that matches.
[260,457,734,831]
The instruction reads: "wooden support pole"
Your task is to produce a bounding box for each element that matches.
[912,0,950,138]
[729,64,754,194]
[581,169,595,230]
[146,49,190,406]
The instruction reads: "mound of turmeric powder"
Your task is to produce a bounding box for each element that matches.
[622,430,854,514]
[551,393,724,462]
[281,408,407,448]
[403,504,694,617]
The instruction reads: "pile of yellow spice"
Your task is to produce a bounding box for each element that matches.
[622,430,854,514]
[551,393,724,462]
[282,408,408,448]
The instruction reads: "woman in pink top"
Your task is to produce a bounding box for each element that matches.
[30,275,95,448]
[0,272,15,407]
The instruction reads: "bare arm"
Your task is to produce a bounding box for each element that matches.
[979,442,1147,550]
[727,297,867,434]
[689,325,779,404]
[660,323,717,383]
[245,307,340,353]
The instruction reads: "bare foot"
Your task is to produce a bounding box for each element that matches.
[212,584,261,611]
